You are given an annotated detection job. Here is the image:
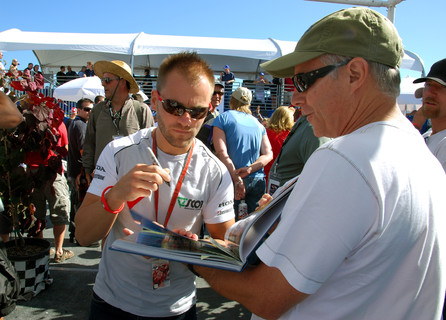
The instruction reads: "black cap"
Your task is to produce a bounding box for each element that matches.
[413,58,446,87]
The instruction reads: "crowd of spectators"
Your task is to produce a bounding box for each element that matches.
[0,11,445,316]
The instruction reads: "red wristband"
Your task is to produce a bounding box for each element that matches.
[101,186,125,214]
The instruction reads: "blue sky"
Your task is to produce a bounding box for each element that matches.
[1,0,444,78]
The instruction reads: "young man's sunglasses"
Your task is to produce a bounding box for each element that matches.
[156,91,209,120]
[292,59,351,93]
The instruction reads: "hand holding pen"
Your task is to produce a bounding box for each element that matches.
[147,147,171,187]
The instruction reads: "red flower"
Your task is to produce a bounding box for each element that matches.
[10,80,26,91]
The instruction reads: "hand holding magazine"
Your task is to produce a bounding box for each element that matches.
[110,175,298,272]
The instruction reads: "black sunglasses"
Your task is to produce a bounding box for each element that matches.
[157,92,209,120]
[82,108,92,112]
[292,59,351,93]
[213,91,224,96]
[101,77,120,84]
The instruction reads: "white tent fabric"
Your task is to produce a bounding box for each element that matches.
[0,28,425,79]
[53,76,148,102]
[53,76,104,102]
[0,29,290,79]
[398,76,424,105]
[397,76,423,113]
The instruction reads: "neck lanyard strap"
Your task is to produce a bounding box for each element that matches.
[153,129,195,227]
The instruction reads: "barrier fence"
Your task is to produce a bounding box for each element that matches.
[4,77,296,118]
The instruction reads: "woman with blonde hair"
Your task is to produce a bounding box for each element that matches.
[213,87,273,217]
[264,106,295,183]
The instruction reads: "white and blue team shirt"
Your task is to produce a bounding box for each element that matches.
[88,127,235,317]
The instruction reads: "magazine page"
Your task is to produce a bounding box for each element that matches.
[111,219,244,261]
[111,232,245,271]
[225,175,299,262]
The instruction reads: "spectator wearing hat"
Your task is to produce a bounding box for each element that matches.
[220,64,235,110]
[412,59,446,171]
[82,60,155,187]
[213,86,273,217]
[187,8,446,319]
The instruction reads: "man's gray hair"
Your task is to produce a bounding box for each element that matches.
[321,54,401,99]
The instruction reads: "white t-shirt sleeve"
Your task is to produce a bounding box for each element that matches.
[202,168,235,224]
[257,148,378,294]
[87,141,119,197]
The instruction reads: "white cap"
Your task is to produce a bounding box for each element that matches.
[232,87,252,105]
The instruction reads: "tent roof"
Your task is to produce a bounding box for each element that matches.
[0,28,425,79]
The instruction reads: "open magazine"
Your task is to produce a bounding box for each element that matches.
[110,175,298,272]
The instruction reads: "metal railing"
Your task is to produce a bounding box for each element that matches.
[3,76,295,119]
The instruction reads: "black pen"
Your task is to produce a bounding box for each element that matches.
[147,147,171,187]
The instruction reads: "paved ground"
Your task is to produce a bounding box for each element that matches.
[5,226,251,320]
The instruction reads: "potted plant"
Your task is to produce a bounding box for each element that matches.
[0,85,66,298]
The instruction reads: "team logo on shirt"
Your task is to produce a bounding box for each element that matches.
[218,200,233,208]
[177,197,204,210]
[217,209,232,216]
[95,165,105,172]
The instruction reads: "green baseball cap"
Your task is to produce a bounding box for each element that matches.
[261,7,404,78]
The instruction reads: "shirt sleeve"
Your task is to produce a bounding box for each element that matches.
[202,165,235,225]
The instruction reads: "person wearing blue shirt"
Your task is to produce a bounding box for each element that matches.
[213,87,273,217]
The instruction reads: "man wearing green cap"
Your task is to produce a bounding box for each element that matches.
[187,7,446,319]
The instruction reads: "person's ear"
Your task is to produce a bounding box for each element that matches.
[347,57,368,92]
[151,90,158,111]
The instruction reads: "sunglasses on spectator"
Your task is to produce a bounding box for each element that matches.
[213,91,224,96]
[156,91,209,120]
[101,77,120,84]
[82,108,92,112]
[292,59,351,93]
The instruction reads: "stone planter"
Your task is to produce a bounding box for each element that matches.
[6,238,53,300]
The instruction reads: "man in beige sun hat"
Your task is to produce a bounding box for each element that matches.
[82,60,154,186]
[187,7,446,319]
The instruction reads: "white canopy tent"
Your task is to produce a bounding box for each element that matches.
[0,29,295,79]
[0,28,424,80]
